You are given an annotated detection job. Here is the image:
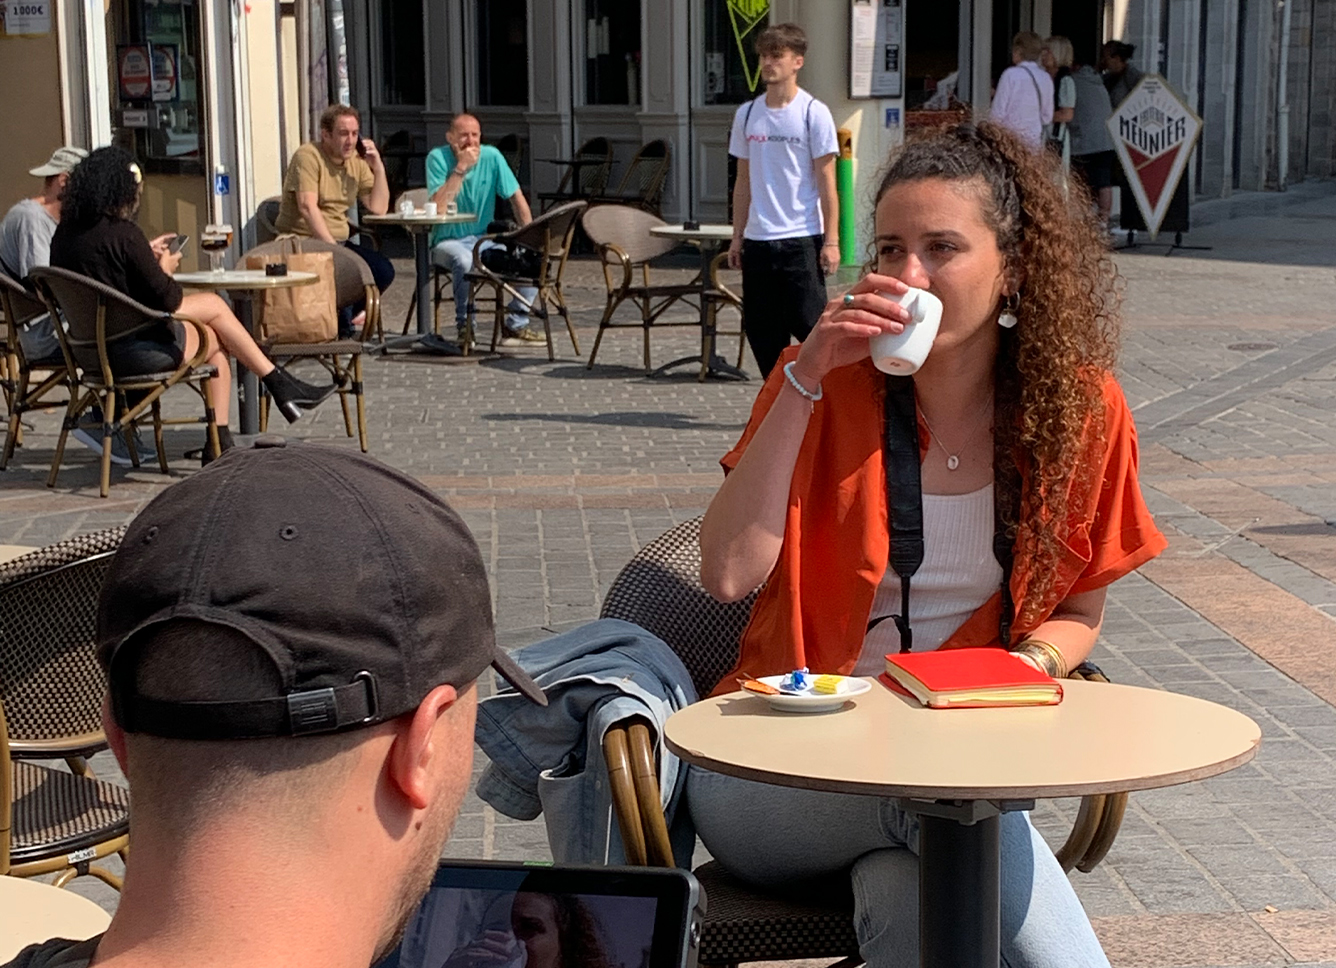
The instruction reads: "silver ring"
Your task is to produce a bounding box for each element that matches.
[842,293,856,307]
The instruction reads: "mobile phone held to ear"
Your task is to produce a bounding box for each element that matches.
[355,138,368,159]
[169,234,190,255]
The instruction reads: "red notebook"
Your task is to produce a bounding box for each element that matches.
[881,648,1063,709]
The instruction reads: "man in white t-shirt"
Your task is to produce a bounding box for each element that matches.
[727,23,839,378]
[989,31,1054,149]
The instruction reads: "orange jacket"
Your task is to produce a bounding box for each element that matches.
[710,350,1167,696]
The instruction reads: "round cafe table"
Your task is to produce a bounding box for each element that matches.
[665,677,1260,968]
[0,877,110,961]
[647,224,747,381]
[361,211,476,352]
[175,269,318,436]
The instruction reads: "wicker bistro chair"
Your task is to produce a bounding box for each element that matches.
[255,196,283,244]
[0,270,76,469]
[537,137,614,213]
[598,516,1132,966]
[581,205,712,374]
[29,267,220,498]
[465,201,587,360]
[704,252,747,375]
[595,140,671,217]
[243,239,370,452]
[0,528,131,889]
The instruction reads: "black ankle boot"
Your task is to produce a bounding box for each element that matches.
[262,367,336,423]
[201,426,235,467]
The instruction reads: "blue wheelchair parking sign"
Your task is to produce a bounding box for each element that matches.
[214,172,230,195]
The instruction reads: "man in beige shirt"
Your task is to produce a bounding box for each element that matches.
[275,104,392,334]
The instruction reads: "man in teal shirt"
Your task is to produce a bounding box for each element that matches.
[428,114,540,343]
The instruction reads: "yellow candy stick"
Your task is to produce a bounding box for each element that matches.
[813,674,843,695]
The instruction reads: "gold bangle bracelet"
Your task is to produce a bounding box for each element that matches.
[1012,639,1068,679]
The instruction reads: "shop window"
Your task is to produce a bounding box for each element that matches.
[111,0,204,175]
[583,0,640,106]
[477,0,528,106]
[701,0,768,106]
[905,0,960,111]
[380,0,425,106]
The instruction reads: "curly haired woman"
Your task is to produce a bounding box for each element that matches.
[50,146,333,459]
[691,122,1166,967]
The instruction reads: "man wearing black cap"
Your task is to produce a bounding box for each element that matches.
[4,440,545,968]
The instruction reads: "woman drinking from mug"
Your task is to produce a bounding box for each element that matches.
[691,122,1166,967]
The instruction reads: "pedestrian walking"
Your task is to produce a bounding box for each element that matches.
[727,22,840,379]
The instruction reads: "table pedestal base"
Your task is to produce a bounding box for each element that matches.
[918,810,1001,968]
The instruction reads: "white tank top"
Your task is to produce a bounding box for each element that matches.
[854,483,1004,675]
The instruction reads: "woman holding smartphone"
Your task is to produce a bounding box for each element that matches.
[692,122,1166,967]
[50,146,333,459]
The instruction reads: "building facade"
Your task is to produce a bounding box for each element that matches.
[1,0,1331,264]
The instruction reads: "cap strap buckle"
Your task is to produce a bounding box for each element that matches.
[287,688,339,735]
[286,672,379,736]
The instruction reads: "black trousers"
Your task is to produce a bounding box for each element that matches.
[740,235,827,378]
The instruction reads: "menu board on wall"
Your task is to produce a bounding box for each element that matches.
[849,0,902,99]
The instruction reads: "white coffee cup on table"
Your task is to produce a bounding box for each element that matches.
[423,201,438,217]
[868,287,943,375]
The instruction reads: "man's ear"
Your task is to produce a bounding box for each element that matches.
[794,54,805,72]
[102,694,129,772]
[385,684,461,811]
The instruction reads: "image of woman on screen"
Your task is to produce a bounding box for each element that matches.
[438,892,614,968]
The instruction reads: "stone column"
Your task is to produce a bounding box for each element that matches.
[527,0,575,197]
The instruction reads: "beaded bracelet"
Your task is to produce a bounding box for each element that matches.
[782,361,823,410]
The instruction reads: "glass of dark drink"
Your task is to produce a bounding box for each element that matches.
[201,224,233,273]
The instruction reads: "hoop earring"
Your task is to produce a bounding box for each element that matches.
[998,292,1020,329]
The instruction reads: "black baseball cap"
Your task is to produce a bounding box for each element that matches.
[97,439,545,740]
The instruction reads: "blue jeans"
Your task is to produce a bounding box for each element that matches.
[688,768,1110,968]
[431,235,537,331]
[339,239,396,336]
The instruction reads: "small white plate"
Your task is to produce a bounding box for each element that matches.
[752,675,871,713]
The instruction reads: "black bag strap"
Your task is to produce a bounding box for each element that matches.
[875,375,924,652]
[869,375,1017,651]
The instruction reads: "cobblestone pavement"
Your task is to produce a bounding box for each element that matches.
[8,182,1336,967]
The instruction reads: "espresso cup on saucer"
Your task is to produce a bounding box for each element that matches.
[868,287,943,375]
[423,201,438,217]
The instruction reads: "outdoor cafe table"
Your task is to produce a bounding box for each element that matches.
[0,876,110,961]
[647,224,747,381]
[175,269,318,435]
[664,677,1261,968]
[361,211,476,352]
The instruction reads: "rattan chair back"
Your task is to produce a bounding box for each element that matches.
[505,200,587,269]
[255,196,283,244]
[30,266,169,378]
[0,269,48,332]
[494,133,525,179]
[574,137,614,197]
[609,140,670,214]
[581,205,676,265]
[0,528,125,753]
[600,516,757,699]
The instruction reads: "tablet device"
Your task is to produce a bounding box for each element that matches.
[377,861,704,968]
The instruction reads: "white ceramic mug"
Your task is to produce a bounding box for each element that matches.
[868,287,944,375]
[423,201,438,217]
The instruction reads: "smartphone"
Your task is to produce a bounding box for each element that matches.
[168,234,190,254]
[355,138,368,159]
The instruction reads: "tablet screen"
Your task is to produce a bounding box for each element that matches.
[377,862,701,968]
